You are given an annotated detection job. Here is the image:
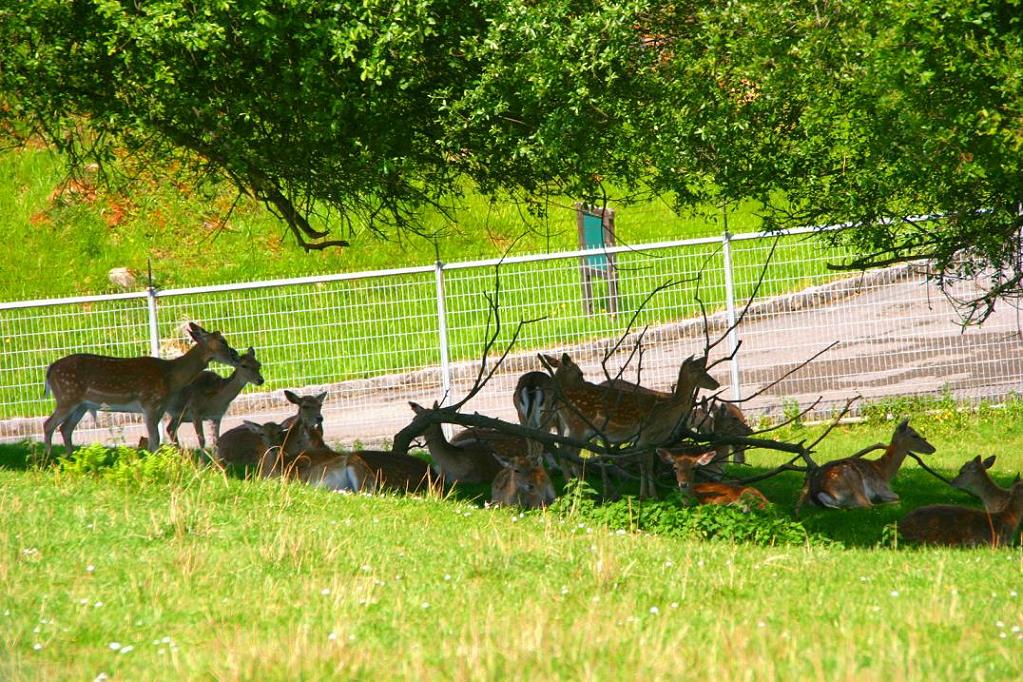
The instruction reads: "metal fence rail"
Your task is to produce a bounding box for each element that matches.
[2,219,1019,448]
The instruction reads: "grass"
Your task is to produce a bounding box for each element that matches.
[1,401,1022,680]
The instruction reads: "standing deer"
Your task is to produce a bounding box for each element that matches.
[542,353,720,499]
[164,347,265,449]
[490,451,556,509]
[439,371,564,474]
[656,448,770,509]
[950,455,1018,513]
[409,402,503,484]
[898,481,1023,547]
[795,419,935,514]
[279,390,327,455]
[43,322,240,456]
[216,420,285,467]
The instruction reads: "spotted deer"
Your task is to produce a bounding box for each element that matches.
[279,391,327,455]
[43,322,240,456]
[216,420,285,467]
[656,448,770,509]
[898,480,1023,547]
[950,455,1018,513]
[795,419,935,514]
[490,451,556,509]
[542,353,720,499]
[164,347,265,449]
[409,402,503,484]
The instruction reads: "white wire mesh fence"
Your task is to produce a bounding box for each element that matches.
[2,220,1020,449]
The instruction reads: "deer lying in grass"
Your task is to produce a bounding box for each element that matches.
[795,419,935,514]
[164,347,265,449]
[657,448,770,509]
[43,322,240,456]
[279,390,327,454]
[216,420,285,467]
[409,402,503,484]
[490,451,556,509]
[352,449,443,493]
[950,455,1019,513]
[543,353,720,498]
[898,480,1023,547]
[258,444,377,494]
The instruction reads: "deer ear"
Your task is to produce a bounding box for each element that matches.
[187,323,207,342]
[696,451,717,466]
[314,392,328,404]
[246,346,255,356]
[490,451,513,469]
[982,455,997,469]
[540,354,559,369]
[284,390,300,404]
[656,448,674,464]
[408,401,423,414]
[242,420,262,432]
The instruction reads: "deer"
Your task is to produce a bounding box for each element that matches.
[409,402,504,484]
[897,480,1023,547]
[795,419,935,514]
[258,444,377,494]
[43,322,240,457]
[490,451,556,509]
[163,347,265,449]
[656,448,770,509]
[542,352,720,499]
[216,420,286,467]
[352,449,443,494]
[279,390,327,455]
[950,455,1019,513]
[600,377,751,470]
[439,370,566,475]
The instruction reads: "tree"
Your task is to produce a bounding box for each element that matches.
[0,0,658,249]
[3,1,1022,318]
[634,0,1023,321]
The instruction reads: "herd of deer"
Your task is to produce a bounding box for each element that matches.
[39,323,1023,547]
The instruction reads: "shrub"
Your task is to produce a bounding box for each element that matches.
[549,479,834,547]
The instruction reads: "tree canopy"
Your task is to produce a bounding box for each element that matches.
[1,0,1021,316]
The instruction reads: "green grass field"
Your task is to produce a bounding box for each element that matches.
[2,401,1022,680]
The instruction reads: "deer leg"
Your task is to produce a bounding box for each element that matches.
[142,409,163,452]
[57,405,88,457]
[210,418,223,448]
[43,404,76,457]
[639,451,659,500]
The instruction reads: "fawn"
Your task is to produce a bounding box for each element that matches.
[164,347,264,449]
[279,390,327,455]
[950,455,1017,513]
[543,353,719,498]
[898,480,1023,547]
[795,419,935,514]
[490,451,556,509]
[657,448,769,509]
[409,401,503,484]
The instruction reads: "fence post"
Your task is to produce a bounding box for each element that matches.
[434,260,454,438]
[146,286,161,358]
[721,231,742,401]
